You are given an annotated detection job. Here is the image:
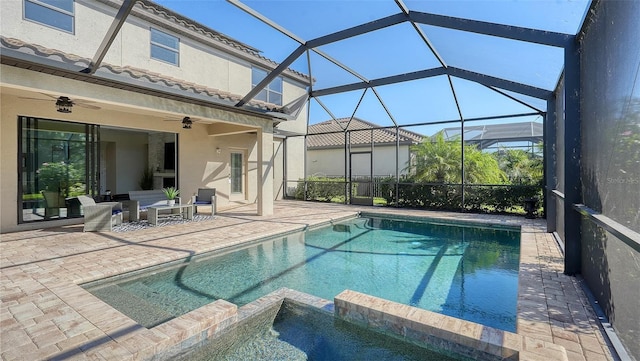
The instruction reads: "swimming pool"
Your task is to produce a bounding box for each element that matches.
[84,215,520,331]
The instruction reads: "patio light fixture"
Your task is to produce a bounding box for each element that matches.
[55,96,73,113]
[182,117,193,129]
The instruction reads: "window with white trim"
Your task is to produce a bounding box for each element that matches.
[150,28,180,65]
[252,67,283,105]
[24,0,74,33]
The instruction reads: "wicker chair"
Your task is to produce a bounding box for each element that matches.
[191,188,216,215]
[41,190,66,219]
[77,195,123,232]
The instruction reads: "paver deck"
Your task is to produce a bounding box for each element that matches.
[0,200,615,360]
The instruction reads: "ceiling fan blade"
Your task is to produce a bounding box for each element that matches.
[18,96,53,101]
[163,117,200,122]
[40,93,60,99]
[76,103,100,110]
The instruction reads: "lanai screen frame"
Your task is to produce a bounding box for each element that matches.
[226,0,581,274]
[27,0,582,274]
[14,2,639,357]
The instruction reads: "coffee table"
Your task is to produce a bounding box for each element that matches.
[147,204,194,225]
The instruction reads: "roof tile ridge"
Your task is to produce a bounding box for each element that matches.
[397,126,425,140]
[1,36,89,65]
[137,1,310,81]
[2,36,277,111]
[137,1,259,55]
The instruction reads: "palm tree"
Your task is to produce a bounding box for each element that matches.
[495,148,543,185]
[409,133,507,184]
[410,133,461,183]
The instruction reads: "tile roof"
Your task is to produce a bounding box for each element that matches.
[1,1,314,117]
[307,118,424,149]
[136,0,310,82]
[1,36,280,112]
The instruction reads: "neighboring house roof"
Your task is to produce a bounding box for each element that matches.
[307,118,424,149]
[439,121,543,149]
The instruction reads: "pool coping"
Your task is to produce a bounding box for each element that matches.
[334,289,567,361]
[359,211,522,232]
[0,201,615,361]
[154,287,568,361]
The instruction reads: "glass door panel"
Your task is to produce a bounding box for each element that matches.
[19,117,99,223]
[230,152,243,194]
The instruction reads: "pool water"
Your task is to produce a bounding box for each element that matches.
[172,301,469,361]
[85,216,520,331]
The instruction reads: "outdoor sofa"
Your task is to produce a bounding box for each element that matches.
[128,190,181,222]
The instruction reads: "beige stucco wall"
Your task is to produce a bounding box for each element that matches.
[307,145,411,178]
[0,0,311,231]
[0,0,309,112]
[273,138,285,200]
[0,0,116,60]
[0,1,233,87]
[1,65,276,232]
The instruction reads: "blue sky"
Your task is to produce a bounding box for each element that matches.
[153,0,590,134]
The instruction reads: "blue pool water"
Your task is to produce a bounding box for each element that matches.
[85,216,520,331]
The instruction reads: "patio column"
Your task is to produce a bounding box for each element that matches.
[545,94,557,233]
[257,128,274,216]
[563,39,582,275]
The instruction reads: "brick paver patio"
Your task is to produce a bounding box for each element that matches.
[0,201,615,360]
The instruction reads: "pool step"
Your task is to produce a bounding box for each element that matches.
[90,284,177,328]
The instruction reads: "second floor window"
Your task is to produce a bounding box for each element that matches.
[150,28,179,65]
[252,67,283,105]
[24,0,74,33]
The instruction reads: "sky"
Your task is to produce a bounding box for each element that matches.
[152,0,590,135]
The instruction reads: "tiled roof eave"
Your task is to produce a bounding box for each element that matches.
[307,117,424,147]
[0,36,286,118]
[122,0,311,84]
[308,141,415,150]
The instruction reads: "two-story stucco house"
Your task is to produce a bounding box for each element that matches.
[0,0,311,232]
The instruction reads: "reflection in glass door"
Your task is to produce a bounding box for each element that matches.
[18,117,99,223]
[230,151,246,200]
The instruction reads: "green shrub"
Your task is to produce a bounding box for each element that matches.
[296,176,542,216]
[295,176,347,202]
[379,178,542,215]
[36,161,81,196]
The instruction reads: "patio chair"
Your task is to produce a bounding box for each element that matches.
[77,195,123,232]
[191,188,216,215]
[41,190,66,219]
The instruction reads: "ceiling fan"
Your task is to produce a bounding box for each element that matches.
[163,116,200,129]
[19,93,100,113]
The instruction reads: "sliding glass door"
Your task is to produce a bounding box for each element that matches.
[18,117,99,223]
